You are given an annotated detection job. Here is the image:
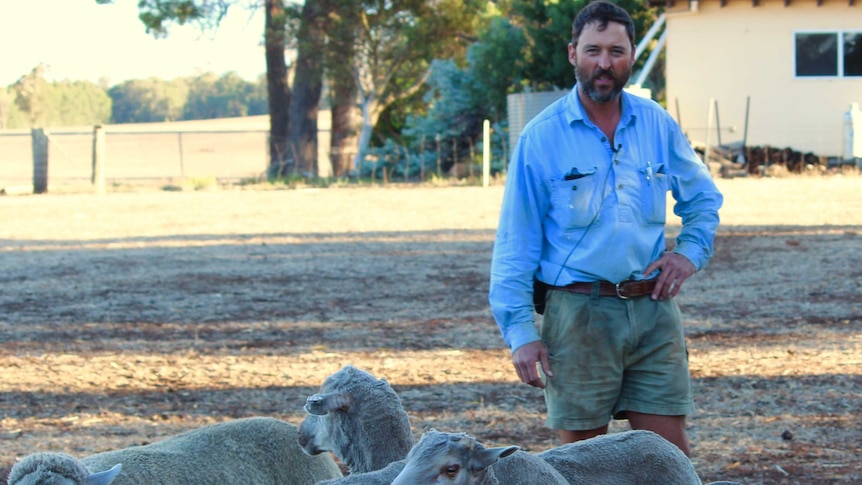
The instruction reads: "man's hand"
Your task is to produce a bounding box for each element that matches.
[512,340,553,388]
[644,252,697,300]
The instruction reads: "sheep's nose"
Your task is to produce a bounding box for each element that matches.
[304,395,327,415]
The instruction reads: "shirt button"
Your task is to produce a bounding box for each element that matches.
[618,184,624,190]
[601,136,607,142]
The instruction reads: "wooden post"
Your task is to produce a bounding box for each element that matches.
[436,134,442,178]
[177,132,185,177]
[92,125,105,193]
[31,128,48,194]
[482,120,491,188]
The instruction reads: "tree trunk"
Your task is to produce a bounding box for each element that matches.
[330,79,359,177]
[288,0,326,177]
[327,3,359,178]
[354,92,377,172]
[264,0,291,177]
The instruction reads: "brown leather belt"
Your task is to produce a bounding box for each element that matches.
[551,279,657,299]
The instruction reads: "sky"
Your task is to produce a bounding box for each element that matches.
[1,0,268,88]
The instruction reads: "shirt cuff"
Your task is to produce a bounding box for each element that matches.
[672,242,705,271]
[506,322,541,353]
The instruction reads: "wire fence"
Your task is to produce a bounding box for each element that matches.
[0,126,271,192]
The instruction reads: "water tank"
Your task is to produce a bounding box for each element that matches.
[506,91,569,159]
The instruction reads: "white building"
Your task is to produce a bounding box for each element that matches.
[651,0,861,157]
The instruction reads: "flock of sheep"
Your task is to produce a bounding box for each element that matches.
[7,365,739,484]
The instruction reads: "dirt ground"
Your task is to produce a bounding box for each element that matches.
[1,175,860,484]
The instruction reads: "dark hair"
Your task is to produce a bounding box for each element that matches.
[571,1,636,49]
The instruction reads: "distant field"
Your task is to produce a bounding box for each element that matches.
[0,116,271,185]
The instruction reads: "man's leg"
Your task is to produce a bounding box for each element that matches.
[559,425,608,444]
[627,412,690,456]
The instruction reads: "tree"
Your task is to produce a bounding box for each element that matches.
[264,0,292,174]
[95,0,487,177]
[466,16,528,121]
[348,0,485,169]
[13,65,50,126]
[108,78,189,123]
[286,0,327,176]
[51,80,113,126]
[325,1,361,176]
[183,72,264,119]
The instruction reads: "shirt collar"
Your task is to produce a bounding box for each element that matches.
[564,85,637,129]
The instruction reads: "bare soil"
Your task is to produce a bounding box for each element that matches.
[1,176,861,484]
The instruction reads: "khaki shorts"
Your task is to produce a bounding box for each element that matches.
[540,287,695,430]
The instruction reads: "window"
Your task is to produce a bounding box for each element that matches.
[795,31,862,77]
[845,32,862,76]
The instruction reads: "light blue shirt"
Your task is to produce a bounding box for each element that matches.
[489,87,723,352]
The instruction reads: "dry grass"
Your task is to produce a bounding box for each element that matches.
[1,174,861,484]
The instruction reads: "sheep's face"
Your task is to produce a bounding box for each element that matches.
[298,413,329,456]
[391,431,518,485]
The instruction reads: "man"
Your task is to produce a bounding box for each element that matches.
[488,0,722,455]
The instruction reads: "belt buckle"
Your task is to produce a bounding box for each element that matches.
[615,282,630,300]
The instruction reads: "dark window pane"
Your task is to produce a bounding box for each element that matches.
[844,32,862,76]
[796,33,838,76]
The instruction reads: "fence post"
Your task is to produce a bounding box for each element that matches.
[177,133,185,177]
[31,128,48,194]
[92,125,105,193]
[483,119,490,188]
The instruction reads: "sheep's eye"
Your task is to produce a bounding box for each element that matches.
[444,464,460,477]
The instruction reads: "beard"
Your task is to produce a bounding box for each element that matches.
[574,63,631,103]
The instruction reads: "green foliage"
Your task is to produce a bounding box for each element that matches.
[361,58,510,179]
[108,77,189,123]
[5,65,112,128]
[183,72,268,119]
[0,87,26,129]
[466,16,528,120]
[97,0,233,37]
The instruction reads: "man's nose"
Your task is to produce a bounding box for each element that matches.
[597,52,612,69]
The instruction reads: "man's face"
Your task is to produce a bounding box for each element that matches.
[568,21,635,104]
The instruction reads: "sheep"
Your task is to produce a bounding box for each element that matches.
[315,460,407,485]
[298,365,414,475]
[7,417,342,485]
[6,453,121,485]
[390,429,569,485]
[297,366,735,485]
[537,430,740,485]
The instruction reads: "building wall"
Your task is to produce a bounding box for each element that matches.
[663,0,860,156]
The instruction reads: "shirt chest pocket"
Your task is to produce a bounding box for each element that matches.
[549,167,601,229]
[639,166,669,224]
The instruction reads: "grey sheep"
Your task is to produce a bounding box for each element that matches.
[391,429,568,485]
[299,365,413,475]
[315,460,406,485]
[537,430,739,485]
[7,417,342,485]
[6,453,121,485]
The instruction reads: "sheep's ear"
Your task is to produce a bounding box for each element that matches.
[84,463,122,485]
[304,392,352,415]
[470,446,519,471]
